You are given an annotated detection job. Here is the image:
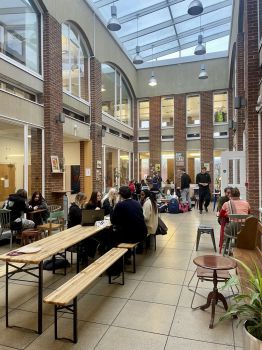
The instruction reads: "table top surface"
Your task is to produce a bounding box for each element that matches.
[0,223,110,264]
[193,255,237,270]
[28,209,46,215]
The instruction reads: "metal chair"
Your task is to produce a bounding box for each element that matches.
[0,209,14,249]
[223,214,250,255]
[47,205,61,213]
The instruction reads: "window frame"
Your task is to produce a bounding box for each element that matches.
[138,99,150,130]
[186,94,201,127]
[161,96,174,128]
[213,91,229,125]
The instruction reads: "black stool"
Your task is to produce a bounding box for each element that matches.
[196,225,216,252]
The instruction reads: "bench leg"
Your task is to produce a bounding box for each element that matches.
[54,298,78,343]
[122,255,125,285]
[54,305,58,340]
[73,297,78,344]
[196,230,201,251]
[132,248,136,273]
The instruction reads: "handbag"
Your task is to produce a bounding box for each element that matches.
[156,216,168,235]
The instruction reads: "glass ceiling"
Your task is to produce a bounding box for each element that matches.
[89,0,232,64]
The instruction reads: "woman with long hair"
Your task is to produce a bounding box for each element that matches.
[102,188,118,217]
[68,192,87,228]
[142,189,158,236]
[29,191,49,226]
[85,191,102,210]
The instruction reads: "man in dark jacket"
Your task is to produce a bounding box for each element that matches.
[180,169,192,210]
[111,186,147,244]
[196,167,211,214]
[4,189,35,230]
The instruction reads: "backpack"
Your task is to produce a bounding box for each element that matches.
[43,257,70,271]
[179,202,189,213]
[168,198,180,214]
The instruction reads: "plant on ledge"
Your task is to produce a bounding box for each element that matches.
[220,259,262,343]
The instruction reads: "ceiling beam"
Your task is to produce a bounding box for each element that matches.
[120,0,232,42]
[118,0,185,24]
[142,30,230,61]
[93,0,119,7]
[128,17,231,54]
[0,7,33,15]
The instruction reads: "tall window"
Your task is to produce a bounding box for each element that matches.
[62,23,89,100]
[138,100,149,129]
[187,95,200,125]
[0,0,41,73]
[213,92,228,123]
[102,64,132,126]
[161,97,174,127]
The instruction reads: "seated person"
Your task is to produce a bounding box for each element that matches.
[85,191,102,210]
[139,190,146,207]
[28,191,49,226]
[219,187,250,236]
[68,192,87,228]
[102,188,118,218]
[4,189,35,230]
[111,186,147,244]
[217,187,232,212]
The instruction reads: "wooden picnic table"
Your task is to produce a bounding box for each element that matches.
[0,223,110,334]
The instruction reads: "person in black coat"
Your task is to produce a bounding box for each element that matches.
[84,191,102,210]
[196,166,212,213]
[68,192,87,228]
[29,191,49,226]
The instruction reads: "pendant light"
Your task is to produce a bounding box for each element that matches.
[133,16,143,65]
[148,46,157,87]
[198,64,208,79]
[188,0,203,16]
[194,34,206,55]
[107,1,121,31]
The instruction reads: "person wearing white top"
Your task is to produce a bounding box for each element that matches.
[142,190,158,235]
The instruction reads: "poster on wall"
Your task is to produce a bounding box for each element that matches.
[203,162,210,171]
[155,164,161,172]
[71,165,80,194]
[175,153,185,167]
[97,160,102,169]
[51,156,60,173]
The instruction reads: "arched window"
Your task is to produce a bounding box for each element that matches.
[62,22,89,101]
[102,64,133,126]
[0,0,41,73]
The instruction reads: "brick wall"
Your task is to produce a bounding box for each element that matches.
[243,0,261,216]
[90,57,102,192]
[31,128,42,193]
[228,89,234,151]
[43,13,63,206]
[174,94,186,185]
[235,32,245,151]
[200,91,214,185]
[149,96,161,175]
[80,141,85,192]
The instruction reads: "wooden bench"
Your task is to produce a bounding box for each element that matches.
[232,219,262,293]
[43,247,128,343]
[117,242,139,273]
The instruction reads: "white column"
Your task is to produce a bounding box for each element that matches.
[42,129,45,197]
[117,149,120,188]
[128,152,131,180]
[24,124,29,192]
[103,145,106,193]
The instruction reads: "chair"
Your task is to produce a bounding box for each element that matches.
[223,214,249,255]
[37,210,65,236]
[21,229,41,246]
[235,216,258,250]
[196,225,216,252]
[188,267,234,309]
[47,205,61,213]
[0,209,18,249]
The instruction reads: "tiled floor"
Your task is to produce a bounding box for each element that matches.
[0,210,244,349]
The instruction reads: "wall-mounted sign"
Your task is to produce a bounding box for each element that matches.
[203,162,210,171]
[175,152,185,167]
[155,164,161,172]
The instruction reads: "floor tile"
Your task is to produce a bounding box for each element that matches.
[152,255,191,269]
[125,266,149,280]
[0,283,38,309]
[95,326,167,350]
[170,306,234,345]
[233,320,244,347]
[62,294,127,324]
[165,336,234,350]
[143,267,186,285]
[131,281,182,305]
[113,299,175,334]
[26,319,108,350]
[88,277,140,298]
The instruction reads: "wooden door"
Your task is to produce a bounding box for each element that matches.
[0,164,16,202]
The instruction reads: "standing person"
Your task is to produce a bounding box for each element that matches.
[196,166,211,214]
[180,169,192,210]
[84,191,102,210]
[29,191,49,226]
[128,180,135,194]
[139,190,146,207]
[4,189,35,230]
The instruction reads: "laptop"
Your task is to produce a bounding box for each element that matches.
[81,209,105,226]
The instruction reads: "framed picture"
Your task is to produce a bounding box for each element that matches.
[96,160,102,169]
[51,156,60,173]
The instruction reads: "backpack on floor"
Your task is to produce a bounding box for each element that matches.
[168,198,180,214]
[158,204,168,213]
[179,202,189,213]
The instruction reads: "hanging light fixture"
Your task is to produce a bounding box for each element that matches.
[133,16,143,64]
[194,34,206,55]
[107,1,121,31]
[188,0,203,16]
[198,64,208,79]
[148,46,157,87]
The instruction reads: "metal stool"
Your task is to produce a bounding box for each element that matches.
[196,225,216,252]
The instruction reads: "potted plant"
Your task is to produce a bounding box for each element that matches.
[220,259,262,349]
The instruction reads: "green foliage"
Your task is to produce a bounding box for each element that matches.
[219,258,262,341]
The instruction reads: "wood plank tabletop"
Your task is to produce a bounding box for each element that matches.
[0,224,110,264]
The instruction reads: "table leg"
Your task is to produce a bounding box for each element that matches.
[5,262,9,328]
[38,262,43,334]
